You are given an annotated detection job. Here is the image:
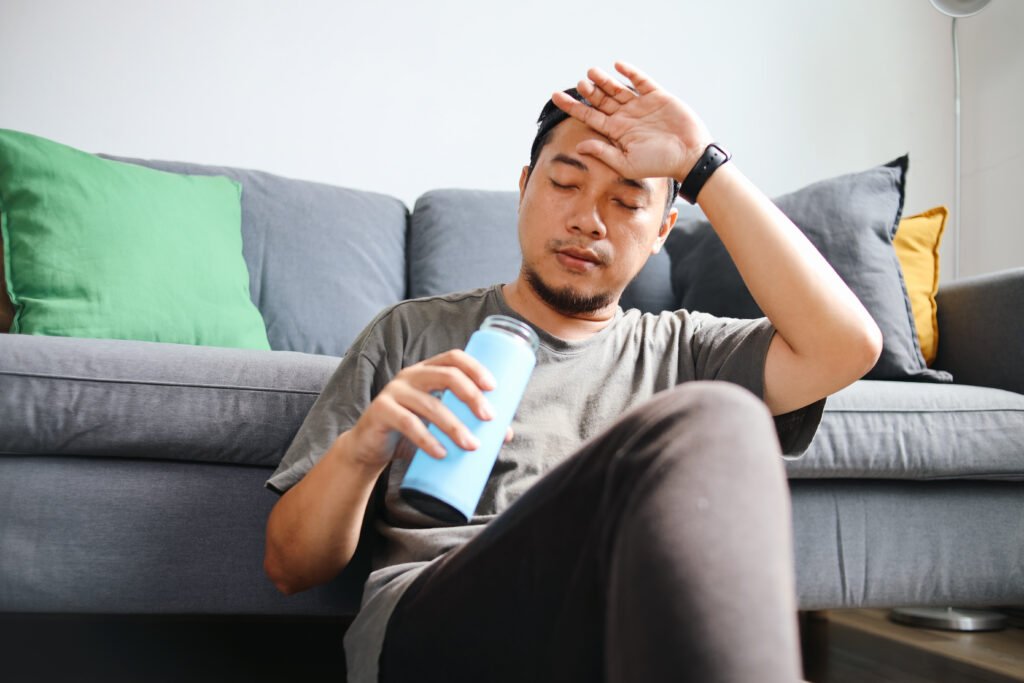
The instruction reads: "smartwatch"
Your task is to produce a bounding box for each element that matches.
[678,143,732,204]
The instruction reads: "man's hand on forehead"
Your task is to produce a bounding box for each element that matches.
[551,61,714,186]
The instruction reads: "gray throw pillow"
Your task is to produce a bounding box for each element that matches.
[664,155,951,382]
[99,155,408,358]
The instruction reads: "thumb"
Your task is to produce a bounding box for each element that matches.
[576,139,628,175]
[505,426,514,443]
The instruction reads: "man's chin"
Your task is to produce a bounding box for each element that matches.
[523,266,615,316]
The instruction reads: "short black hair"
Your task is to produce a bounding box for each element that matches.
[527,87,680,219]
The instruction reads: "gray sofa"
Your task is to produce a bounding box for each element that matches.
[2,157,1023,627]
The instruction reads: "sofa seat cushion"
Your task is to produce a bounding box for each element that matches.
[787,380,1024,480]
[0,334,340,467]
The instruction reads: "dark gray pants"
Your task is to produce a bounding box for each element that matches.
[378,381,803,682]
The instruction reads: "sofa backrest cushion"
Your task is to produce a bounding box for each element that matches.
[101,155,407,357]
[407,189,676,313]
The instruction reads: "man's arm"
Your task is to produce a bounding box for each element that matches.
[264,430,382,596]
[695,164,881,415]
[553,62,882,415]
[264,349,499,595]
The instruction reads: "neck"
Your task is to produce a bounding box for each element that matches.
[502,278,619,342]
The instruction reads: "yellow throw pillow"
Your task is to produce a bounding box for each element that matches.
[0,238,12,333]
[893,207,947,366]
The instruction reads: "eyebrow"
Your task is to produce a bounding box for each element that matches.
[550,153,652,196]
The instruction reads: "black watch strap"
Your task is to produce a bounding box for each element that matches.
[678,143,731,204]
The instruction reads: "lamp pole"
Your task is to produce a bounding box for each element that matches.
[929,0,993,280]
[952,16,961,279]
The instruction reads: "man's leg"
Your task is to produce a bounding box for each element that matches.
[377,381,803,682]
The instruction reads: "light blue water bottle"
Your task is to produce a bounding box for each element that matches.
[400,314,540,523]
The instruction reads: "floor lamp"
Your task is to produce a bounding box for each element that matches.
[888,0,1005,633]
[930,0,993,280]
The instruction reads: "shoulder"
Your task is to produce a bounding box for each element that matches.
[369,287,494,337]
[354,286,497,363]
[615,307,700,341]
[615,307,771,353]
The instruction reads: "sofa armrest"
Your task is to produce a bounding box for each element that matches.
[0,334,340,466]
[934,267,1024,394]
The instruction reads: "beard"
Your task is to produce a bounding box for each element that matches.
[521,262,616,316]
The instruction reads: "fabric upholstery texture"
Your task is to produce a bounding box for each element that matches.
[0,333,340,467]
[101,155,407,358]
[0,129,270,350]
[790,479,1024,610]
[3,456,1019,615]
[407,190,522,299]
[935,267,1024,396]
[0,455,367,615]
[894,206,947,366]
[664,156,950,383]
[787,379,1024,480]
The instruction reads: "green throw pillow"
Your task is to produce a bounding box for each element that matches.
[0,129,270,349]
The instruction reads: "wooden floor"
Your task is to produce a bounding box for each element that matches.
[803,609,1024,683]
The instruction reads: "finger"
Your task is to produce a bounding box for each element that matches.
[410,362,495,422]
[392,383,481,452]
[576,79,622,116]
[614,61,661,96]
[504,426,514,443]
[577,78,626,116]
[575,139,629,176]
[586,67,636,105]
[376,394,448,459]
[425,349,496,391]
[552,90,612,137]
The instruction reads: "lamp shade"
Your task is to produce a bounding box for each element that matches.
[929,0,992,17]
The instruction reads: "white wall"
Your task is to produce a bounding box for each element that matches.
[1,0,1019,281]
[960,0,1024,279]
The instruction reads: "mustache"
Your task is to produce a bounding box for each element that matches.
[549,240,610,266]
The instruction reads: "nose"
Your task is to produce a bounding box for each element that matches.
[567,193,607,240]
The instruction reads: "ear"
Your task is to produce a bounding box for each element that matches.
[518,166,530,204]
[651,206,678,255]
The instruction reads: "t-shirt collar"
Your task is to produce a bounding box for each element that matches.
[490,283,625,355]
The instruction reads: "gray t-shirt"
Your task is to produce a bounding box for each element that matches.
[266,284,825,683]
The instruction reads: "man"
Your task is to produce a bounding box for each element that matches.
[264,62,882,682]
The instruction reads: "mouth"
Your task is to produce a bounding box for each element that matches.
[555,247,602,272]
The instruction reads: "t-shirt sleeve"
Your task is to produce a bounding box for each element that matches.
[684,310,825,456]
[264,312,391,495]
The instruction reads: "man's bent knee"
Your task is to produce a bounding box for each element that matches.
[618,381,780,466]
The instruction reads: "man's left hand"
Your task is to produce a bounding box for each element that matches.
[552,61,714,183]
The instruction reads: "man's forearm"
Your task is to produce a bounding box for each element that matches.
[693,163,881,364]
[264,431,384,595]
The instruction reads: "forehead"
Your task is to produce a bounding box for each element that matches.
[541,118,670,205]
[543,118,612,158]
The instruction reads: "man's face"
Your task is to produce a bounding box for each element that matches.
[516,117,677,316]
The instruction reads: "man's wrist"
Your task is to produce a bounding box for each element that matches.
[674,137,717,183]
[677,142,732,204]
[331,430,388,482]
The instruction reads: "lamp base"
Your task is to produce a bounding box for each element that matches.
[889,607,1007,632]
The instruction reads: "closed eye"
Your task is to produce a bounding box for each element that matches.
[550,179,576,190]
[615,199,641,211]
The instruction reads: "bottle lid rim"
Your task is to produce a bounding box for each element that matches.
[481,314,540,352]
